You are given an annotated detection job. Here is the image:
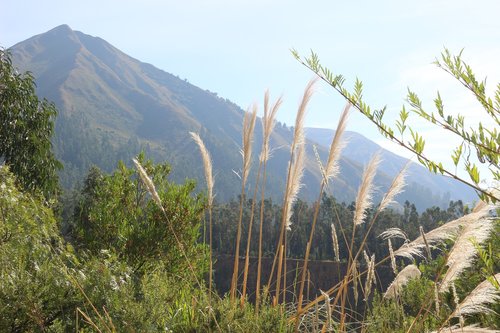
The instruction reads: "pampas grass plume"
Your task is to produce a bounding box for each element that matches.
[190,132,214,206]
[384,264,421,299]
[379,227,409,242]
[323,103,350,185]
[331,223,340,262]
[285,142,306,231]
[353,153,381,226]
[133,158,163,210]
[379,161,409,211]
[452,273,500,318]
[241,105,258,186]
[260,91,282,163]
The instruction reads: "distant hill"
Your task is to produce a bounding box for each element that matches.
[305,128,477,209]
[8,24,477,209]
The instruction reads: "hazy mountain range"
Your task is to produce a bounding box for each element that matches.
[7,24,477,209]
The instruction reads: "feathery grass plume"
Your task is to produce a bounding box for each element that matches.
[434,283,440,314]
[393,202,494,260]
[132,158,163,210]
[268,80,316,307]
[241,105,258,185]
[363,250,370,266]
[439,216,495,292]
[379,161,409,211]
[363,254,376,300]
[331,223,340,262]
[190,131,215,300]
[352,260,359,306]
[451,281,464,327]
[319,290,332,332]
[433,325,500,333]
[384,264,421,299]
[322,103,351,185]
[420,225,432,260]
[190,132,214,206]
[379,227,409,242]
[313,144,327,185]
[291,79,316,153]
[353,153,381,226]
[451,273,500,318]
[388,239,397,274]
[259,91,282,163]
[285,141,306,231]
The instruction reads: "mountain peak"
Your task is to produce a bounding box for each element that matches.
[49,24,73,33]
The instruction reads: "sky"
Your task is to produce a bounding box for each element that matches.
[1,0,499,184]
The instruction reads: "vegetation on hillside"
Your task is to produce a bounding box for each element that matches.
[1,46,498,332]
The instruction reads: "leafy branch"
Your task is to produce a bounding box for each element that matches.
[291,48,499,203]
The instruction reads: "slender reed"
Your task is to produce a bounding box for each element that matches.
[239,91,282,311]
[190,132,214,299]
[294,103,350,330]
[266,79,316,299]
[230,106,257,303]
[294,161,408,319]
[338,153,380,330]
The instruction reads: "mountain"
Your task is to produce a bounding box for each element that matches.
[8,25,476,209]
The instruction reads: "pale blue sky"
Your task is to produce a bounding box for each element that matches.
[1,1,499,183]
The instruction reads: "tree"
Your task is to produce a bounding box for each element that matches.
[0,48,61,200]
[292,48,499,203]
[70,155,207,276]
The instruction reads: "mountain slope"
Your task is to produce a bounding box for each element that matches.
[9,25,476,208]
[305,128,477,207]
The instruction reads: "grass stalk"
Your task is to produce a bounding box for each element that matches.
[230,106,257,303]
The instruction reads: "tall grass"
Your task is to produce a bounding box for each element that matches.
[186,82,498,332]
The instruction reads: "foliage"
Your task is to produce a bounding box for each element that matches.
[69,155,207,276]
[0,166,78,331]
[0,49,62,200]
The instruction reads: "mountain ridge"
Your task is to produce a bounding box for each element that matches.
[8,24,476,209]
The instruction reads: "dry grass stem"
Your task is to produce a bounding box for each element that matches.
[384,264,421,299]
[353,153,381,226]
